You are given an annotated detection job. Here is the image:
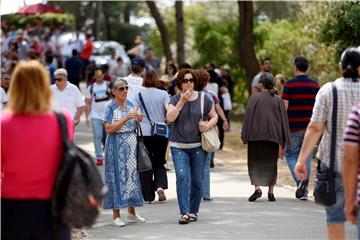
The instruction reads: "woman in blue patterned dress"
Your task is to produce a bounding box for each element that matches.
[103,78,145,227]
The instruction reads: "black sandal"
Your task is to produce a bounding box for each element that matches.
[188,213,197,222]
[178,214,190,224]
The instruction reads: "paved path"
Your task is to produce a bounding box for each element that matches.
[74,122,357,240]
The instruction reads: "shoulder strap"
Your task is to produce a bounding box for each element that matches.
[329,83,337,172]
[200,92,204,117]
[90,83,94,96]
[138,92,152,124]
[54,112,69,150]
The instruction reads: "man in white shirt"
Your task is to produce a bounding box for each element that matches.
[85,69,111,166]
[50,68,85,126]
[124,58,145,103]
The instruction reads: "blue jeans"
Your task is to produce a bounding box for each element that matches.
[202,152,214,199]
[324,171,345,224]
[171,146,207,215]
[285,131,312,196]
[91,118,105,160]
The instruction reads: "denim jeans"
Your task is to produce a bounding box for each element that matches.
[202,152,214,199]
[324,171,345,224]
[171,146,207,215]
[285,131,312,196]
[91,118,105,160]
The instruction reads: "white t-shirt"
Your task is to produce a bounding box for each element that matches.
[0,87,8,113]
[85,82,111,120]
[107,58,118,73]
[205,83,218,96]
[50,82,85,119]
[123,74,145,103]
[222,92,232,111]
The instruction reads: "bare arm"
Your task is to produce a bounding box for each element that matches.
[215,103,228,130]
[73,106,85,125]
[85,98,92,125]
[199,107,218,132]
[105,112,138,134]
[343,145,359,224]
[295,121,325,179]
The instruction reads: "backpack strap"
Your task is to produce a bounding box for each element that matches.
[138,92,153,124]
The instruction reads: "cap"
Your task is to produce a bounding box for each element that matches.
[131,58,145,68]
[54,68,68,77]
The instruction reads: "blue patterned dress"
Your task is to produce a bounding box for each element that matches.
[103,100,144,209]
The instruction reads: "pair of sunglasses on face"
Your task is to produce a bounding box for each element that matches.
[117,86,128,91]
[182,77,194,83]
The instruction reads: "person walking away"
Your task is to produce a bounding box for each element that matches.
[133,70,170,203]
[65,49,84,88]
[251,57,272,94]
[295,47,360,239]
[343,102,360,239]
[124,58,146,103]
[103,78,146,227]
[166,69,218,224]
[282,56,320,200]
[241,73,290,202]
[1,60,73,239]
[85,69,112,166]
[50,68,85,128]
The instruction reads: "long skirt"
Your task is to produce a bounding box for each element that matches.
[248,141,278,186]
[103,132,144,209]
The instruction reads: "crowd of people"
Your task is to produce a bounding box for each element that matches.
[1,21,360,240]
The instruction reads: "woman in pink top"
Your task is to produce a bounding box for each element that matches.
[1,60,73,240]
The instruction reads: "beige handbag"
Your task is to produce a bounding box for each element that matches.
[200,92,221,152]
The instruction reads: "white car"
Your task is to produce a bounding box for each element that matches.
[91,41,131,70]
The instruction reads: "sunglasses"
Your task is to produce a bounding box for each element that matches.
[118,86,129,91]
[182,78,194,83]
[55,78,63,82]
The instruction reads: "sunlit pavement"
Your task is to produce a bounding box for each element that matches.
[74,119,357,240]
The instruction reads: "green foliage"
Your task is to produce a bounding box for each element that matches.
[2,13,75,29]
[255,2,338,85]
[320,1,360,60]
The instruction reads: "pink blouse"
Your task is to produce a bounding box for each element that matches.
[1,112,73,200]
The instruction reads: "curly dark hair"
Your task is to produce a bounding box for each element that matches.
[176,68,195,91]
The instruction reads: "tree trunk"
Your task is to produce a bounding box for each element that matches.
[175,1,185,65]
[103,2,112,40]
[124,2,130,23]
[146,1,173,62]
[94,1,103,40]
[238,1,260,95]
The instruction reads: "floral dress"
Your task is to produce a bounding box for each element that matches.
[102,100,143,209]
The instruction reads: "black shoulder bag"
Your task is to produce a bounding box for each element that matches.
[135,125,152,172]
[138,92,168,138]
[314,83,337,206]
[52,113,108,228]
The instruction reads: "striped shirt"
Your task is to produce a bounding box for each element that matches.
[343,103,360,205]
[311,78,360,173]
[282,75,320,132]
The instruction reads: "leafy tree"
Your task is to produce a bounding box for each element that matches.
[320,1,360,60]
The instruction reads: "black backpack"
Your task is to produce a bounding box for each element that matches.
[51,113,108,228]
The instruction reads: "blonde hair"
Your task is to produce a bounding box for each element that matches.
[7,60,52,114]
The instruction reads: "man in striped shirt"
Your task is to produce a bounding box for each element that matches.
[282,56,320,200]
[343,103,360,238]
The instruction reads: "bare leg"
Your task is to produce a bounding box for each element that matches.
[113,209,120,219]
[268,185,274,194]
[128,207,135,215]
[327,224,344,240]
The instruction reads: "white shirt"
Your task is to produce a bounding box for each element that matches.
[50,82,85,119]
[311,78,360,173]
[85,82,111,120]
[0,87,8,113]
[123,74,145,103]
